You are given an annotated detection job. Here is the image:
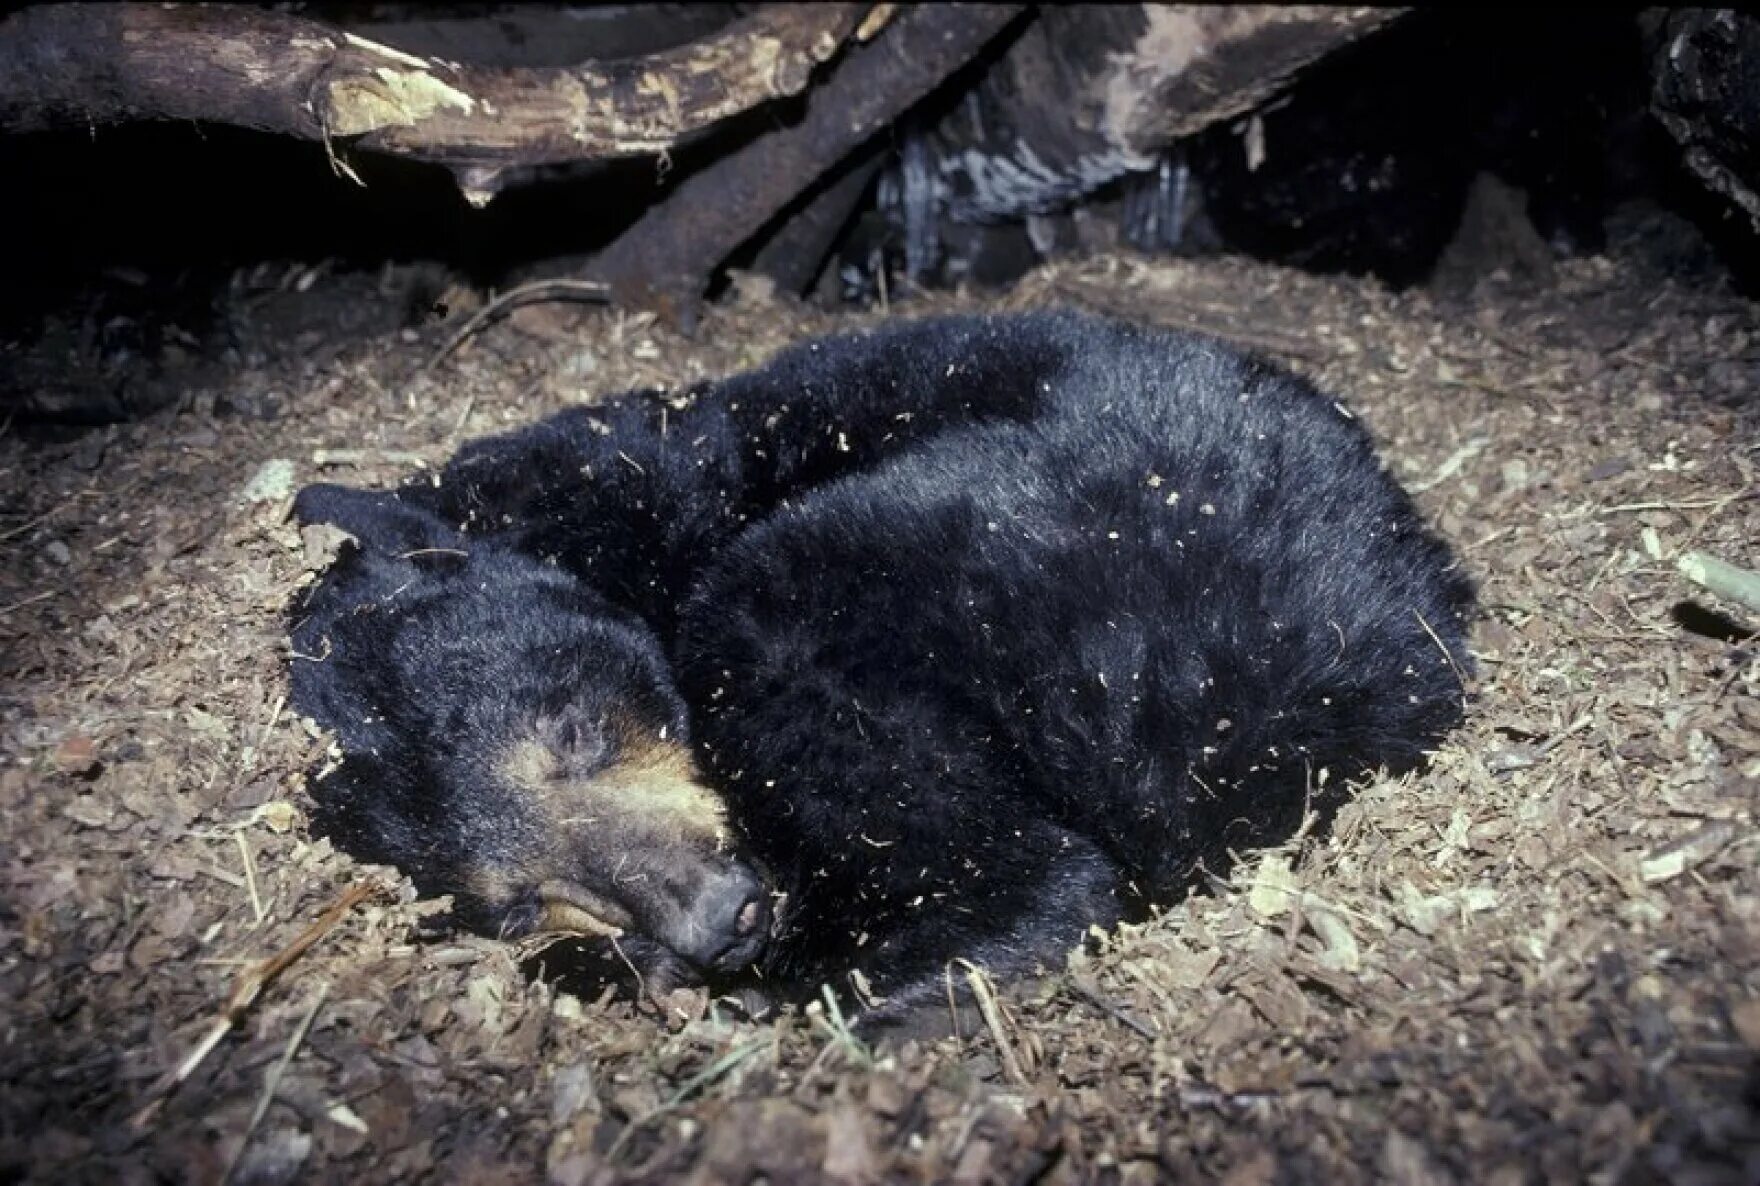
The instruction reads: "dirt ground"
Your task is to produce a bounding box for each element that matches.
[2,222,1757,1184]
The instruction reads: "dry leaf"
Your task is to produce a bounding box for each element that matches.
[1248,853,1298,918]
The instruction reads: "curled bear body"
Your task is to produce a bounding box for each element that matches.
[290,310,1473,1018]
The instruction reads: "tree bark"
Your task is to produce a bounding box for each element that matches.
[923,6,1409,222]
[1651,9,1760,237]
[0,3,867,204]
[751,147,891,297]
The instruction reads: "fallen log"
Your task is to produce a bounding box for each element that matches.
[0,3,867,204]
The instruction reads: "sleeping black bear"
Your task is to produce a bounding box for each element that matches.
[288,310,1473,1020]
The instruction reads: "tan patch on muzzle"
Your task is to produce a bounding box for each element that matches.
[593,733,729,844]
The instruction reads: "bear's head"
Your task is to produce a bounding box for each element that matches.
[483,697,771,976]
[416,599,773,979]
[290,483,772,982]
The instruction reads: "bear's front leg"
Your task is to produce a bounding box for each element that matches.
[740,813,1129,1031]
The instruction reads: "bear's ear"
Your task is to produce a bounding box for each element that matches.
[294,484,463,558]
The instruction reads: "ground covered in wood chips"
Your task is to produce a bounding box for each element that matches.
[3,226,1758,1184]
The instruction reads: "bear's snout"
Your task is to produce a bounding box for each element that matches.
[674,865,771,974]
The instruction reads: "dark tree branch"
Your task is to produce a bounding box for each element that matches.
[582,4,1027,329]
[751,146,890,297]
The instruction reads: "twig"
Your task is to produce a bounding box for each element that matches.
[0,489,93,544]
[957,960,1027,1086]
[198,864,248,890]
[1678,549,1760,616]
[235,832,266,925]
[1534,711,1595,758]
[1410,437,1489,494]
[223,983,330,1184]
[129,878,381,1129]
[944,963,965,1050]
[0,590,54,619]
[1678,489,1750,554]
[1177,1082,1282,1111]
[310,448,430,469]
[421,278,610,373]
[1412,609,1469,694]
[1066,975,1155,1039]
[1055,285,1327,361]
[256,691,286,753]
[1595,494,1751,515]
[1714,644,1757,704]
[606,934,648,1006]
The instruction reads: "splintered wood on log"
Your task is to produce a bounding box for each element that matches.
[0,3,867,203]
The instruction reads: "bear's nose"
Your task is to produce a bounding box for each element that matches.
[679,867,771,973]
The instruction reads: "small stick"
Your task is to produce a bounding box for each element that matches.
[0,590,54,619]
[224,983,330,1184]
[1677,549,1760,616]
[235,833,266,924]
[1412,609,1469,693]
[0,490,90,543]
[256,691,286,753]
[310,448,430,469]
[1596,494,1751,515]
[198,864,248,890]
[943,963,965,1050]
[421,278,610,373]
[1066,976,1155,1040]
[1533,711,1595,758]
[1715,645,1756,704]
[605,934,649,1006]
[958,961,1026,1086]
[448,393,478,442]
[129,879,381,1130]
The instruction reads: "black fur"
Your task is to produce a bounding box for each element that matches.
[289,310,1474,1017]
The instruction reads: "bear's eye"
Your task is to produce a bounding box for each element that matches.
[550,715,585,751]
[554,742,612,781]
[537,714,614,777]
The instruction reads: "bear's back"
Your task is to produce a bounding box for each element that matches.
[679,316,1471,899]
